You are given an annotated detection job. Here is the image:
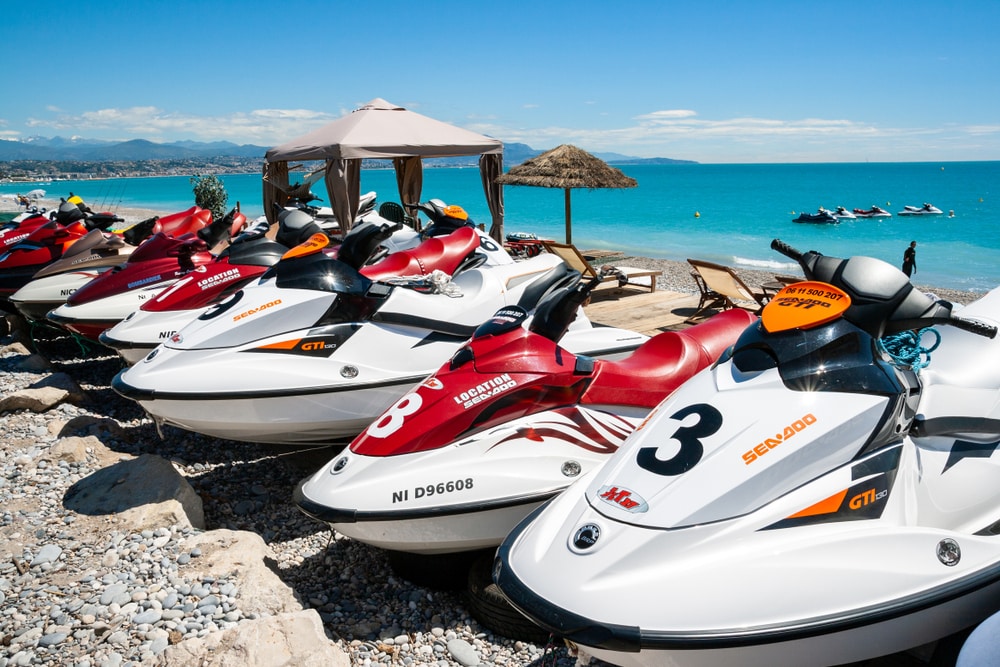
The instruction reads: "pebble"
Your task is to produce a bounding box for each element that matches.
[0,326,586,666]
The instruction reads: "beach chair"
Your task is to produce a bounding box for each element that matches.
[378,201,419,230]
[686,259,767,321]
[541,241,661,293]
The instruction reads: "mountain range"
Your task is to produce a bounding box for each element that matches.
[0,136,696,166]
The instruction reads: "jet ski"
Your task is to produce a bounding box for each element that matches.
[111,201,649,446]
[853,205,892,218]
[792,208,839,224]
[0,199,126,313]
[831,205,856,220]
[9,229,132,323]
[898,202,943,216]
[0,209,56,251]
[495,239,1000,667]
[293,270,754,555]
[6,204,225,323]
[98,206,423,364]
[44,207,246,342]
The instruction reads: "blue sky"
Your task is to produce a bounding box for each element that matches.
[4,1,999,163]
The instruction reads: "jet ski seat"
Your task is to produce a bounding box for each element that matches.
[515,263,580,312]
[362,226,481,281]
[581,309,757,408]
[221,238,290,268]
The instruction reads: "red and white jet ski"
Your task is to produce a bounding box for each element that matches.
[293,272,754,555]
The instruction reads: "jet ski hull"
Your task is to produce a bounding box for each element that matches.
[113,326,646,445]
[10,268,113,322]
[47,281,179,342]
[114,371,419,443]
[294,405,645,552]
[101,308,212,365]
[497,522,1000,667]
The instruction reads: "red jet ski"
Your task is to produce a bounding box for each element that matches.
[44,207,246,342]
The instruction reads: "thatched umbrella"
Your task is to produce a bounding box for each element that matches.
[495,144,637,244]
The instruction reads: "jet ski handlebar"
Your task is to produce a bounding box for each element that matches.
[527,269,607,342]
[770,239,996,339]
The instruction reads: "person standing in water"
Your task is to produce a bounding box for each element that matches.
[902,241,917,277]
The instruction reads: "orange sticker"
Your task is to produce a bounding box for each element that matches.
[443,205,469,221]
[761,281,850,333]
[281,233,329,260]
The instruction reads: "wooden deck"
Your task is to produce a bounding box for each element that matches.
[583,284,702,335]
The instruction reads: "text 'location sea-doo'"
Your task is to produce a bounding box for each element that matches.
[496,239,1000,667]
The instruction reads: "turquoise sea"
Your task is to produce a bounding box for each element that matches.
[3,162,997,293]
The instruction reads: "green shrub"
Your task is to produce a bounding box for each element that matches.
[190,174,228,222]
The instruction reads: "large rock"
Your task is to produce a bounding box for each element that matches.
[163,609,348,667]
[0,372,88,413]
[46,435,126,467]
[180,529,302,616]
[63,453,205,529]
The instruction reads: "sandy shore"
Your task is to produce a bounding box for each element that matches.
[3,196,984,306]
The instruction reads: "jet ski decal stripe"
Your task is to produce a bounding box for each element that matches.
[784,490,848,519]
[490,407,631,456]
[764,445,901,530]
[371,311,478,339]
[111,372,426,401]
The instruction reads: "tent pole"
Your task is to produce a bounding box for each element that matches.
[564,188,572,244]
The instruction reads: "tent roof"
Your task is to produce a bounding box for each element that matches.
[264,98,502,163]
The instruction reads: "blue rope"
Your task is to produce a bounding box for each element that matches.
[878,327,941,373]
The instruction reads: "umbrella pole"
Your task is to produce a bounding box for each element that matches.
[564,188,572,244]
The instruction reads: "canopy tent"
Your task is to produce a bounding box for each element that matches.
[496,144,637,244]
[263,98,505,239]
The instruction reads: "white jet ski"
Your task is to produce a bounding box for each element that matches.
[112,201,650,445]
[495,239,1000,667]
[98,209,422,364]
[898,202,944,216]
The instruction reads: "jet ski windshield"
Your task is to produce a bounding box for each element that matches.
[728,318,902,395]
[263,251,373,296]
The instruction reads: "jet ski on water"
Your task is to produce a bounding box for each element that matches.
[792,207,839,224]
[853,205,893,218]
[831,205,856,220]
[495,239,1000,667]
[898,202,943,216]
[111,200,650,446]
[293,272,754,556]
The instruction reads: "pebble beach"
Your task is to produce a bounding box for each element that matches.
[0,196,984,666]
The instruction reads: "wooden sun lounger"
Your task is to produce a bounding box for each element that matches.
[541,241,661,293]
[686,258,767,321]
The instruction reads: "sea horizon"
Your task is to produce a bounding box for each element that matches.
[3,161,997,293]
